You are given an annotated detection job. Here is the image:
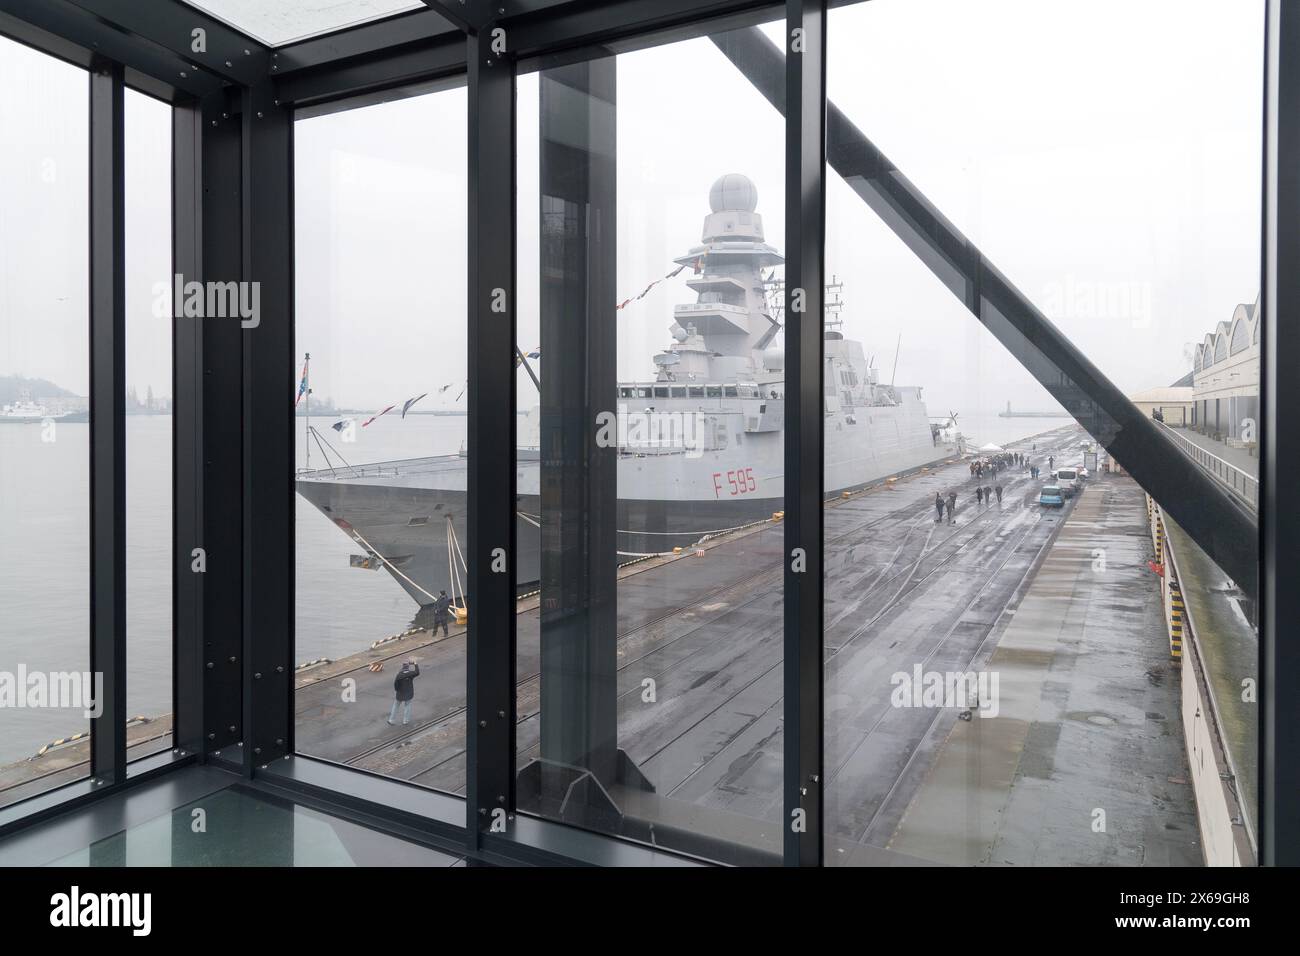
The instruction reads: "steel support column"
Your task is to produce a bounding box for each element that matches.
[783,0,825,867]
[199,91,244,762]
[525,57,632,825]
[1262,0,1299,867]
[465,15,517,846]
[88,56,127,783]
[172,99,205,757]
[241,81,295,771]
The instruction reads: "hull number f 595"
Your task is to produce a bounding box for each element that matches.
[713,467,757,498]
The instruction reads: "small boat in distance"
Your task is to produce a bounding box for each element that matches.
[0,397,67,424]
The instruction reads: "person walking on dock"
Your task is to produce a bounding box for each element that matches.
[995,484,1003,504]
[1048,455,1055,473]
[935,492,945,522]
[388,658,420,726]
[976,486,983,506]
[432,589,452,637]
[983,485,992,506]
[947,491,957,524]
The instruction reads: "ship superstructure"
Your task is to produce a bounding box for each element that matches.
[296,175,960,607]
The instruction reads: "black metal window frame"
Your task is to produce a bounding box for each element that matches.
[0,0,1294,868]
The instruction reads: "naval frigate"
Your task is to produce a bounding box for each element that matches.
[295,174,962,607]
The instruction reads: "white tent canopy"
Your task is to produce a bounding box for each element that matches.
[977,442,1005,453]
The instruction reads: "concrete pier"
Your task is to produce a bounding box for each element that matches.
[885,476,1200,866]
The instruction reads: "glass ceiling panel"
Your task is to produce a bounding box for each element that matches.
[181,0,427,48]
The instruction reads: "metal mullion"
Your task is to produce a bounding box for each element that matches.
[783,0,826,867]
[241,81,295,773]
[1261,0,1299,867]
[198,91,245,762]
[88,56,127,783]
[172,99,205,758]
[465,14,518,848]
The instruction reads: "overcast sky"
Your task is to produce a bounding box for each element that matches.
[2,0,1265,424]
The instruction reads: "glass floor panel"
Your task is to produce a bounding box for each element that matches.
[46,786,462,867]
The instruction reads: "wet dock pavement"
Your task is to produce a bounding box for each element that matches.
[884,475,1199,866]
[285,425,1192,862]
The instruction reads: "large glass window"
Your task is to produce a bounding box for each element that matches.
[125,87,174,761]
[822,0,1262,866]
[0,36,90,808]
[292,82,468,792]
[515,19,787,863]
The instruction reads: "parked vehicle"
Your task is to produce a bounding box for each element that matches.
[1039,484,1065,508]
[1054,467,1079,497]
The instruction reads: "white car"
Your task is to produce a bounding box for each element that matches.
[1054,466,1079,497]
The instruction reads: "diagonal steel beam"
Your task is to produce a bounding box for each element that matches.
[713,25,1259,602]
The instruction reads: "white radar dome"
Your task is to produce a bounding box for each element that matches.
[709,173,758,213]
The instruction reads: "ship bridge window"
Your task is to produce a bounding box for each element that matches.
[706,385,723,398]
[654,386,670,398]
[670,386,686,398]
[688,386,705,398]
[724,386,739,398]
[636,386,652,399]
[619,387,634,398]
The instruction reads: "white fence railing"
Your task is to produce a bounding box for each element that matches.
[1158,423,1258,510]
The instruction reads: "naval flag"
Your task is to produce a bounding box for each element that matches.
[401,393,428,418]
[294,354,310,407]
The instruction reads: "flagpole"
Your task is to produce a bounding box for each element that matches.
[304,352,311,471]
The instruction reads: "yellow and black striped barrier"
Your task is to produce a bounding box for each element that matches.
[1146,494,1183,662]
[1168,582,1185,660]
[32,731,89,759]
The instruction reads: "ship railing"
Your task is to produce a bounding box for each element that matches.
[674,302,748,315]
[1156,421,1258,510]
[617,444,723,458]
[297,459,439,480]
[298,462,401,480]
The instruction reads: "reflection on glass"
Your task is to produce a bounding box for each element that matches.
[292,85,468,793]
[0,36,89,809]
[514,22,787,863]
[822,0,1262,866]
[125,88,174,760]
